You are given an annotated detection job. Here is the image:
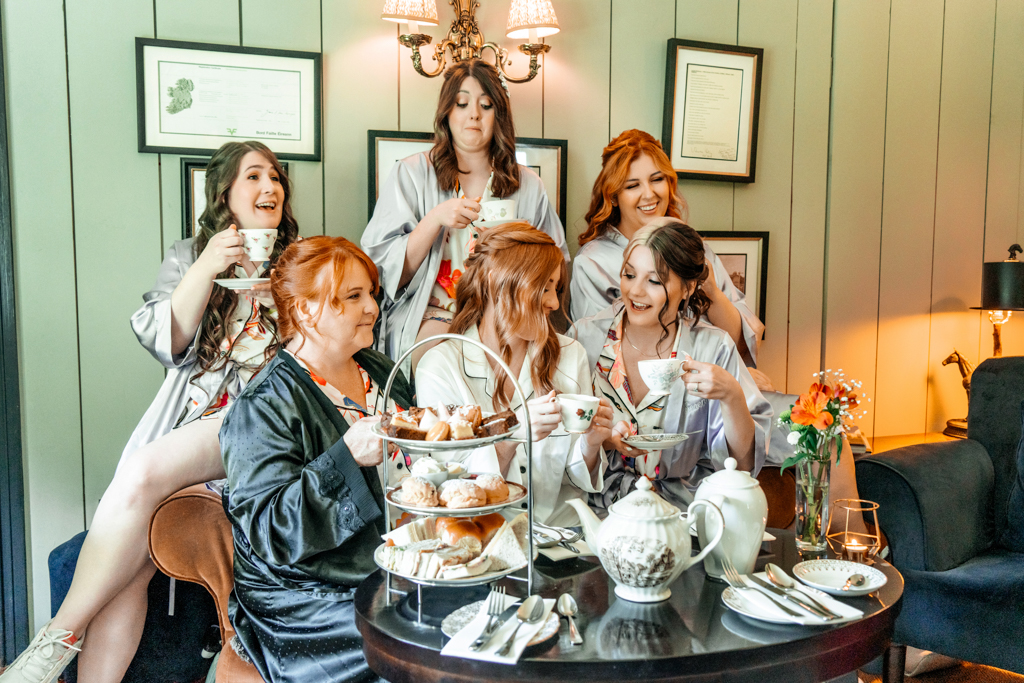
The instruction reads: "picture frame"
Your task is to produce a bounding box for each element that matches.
[181,157,289,239]
[367,130,568,228]
[701,231,769,325]
[662,38,764,183]
[137,38,322,161]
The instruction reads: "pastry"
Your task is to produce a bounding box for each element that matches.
[425,421,450,441]
[452,404,482,428]
[418,408,440,431]
[474,474,510,505]
[448,419,475,440]
[475,409,519,437]
[439,480,487,509]
[383,412,427,441]
[435,513,505,546]
[400,476,439,507]
[410,456,444,475]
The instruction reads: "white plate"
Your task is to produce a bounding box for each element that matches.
[792,559,888,597]
[441,600,559,645]
[622,433,689,451]
[385,477,527,516]
[374,544,526,587]
[721,584,861,626]
[214,277,269,290]
[372,422,517,452]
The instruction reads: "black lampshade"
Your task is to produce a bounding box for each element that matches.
[973,260,1024,311]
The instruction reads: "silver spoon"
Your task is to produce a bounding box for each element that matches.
[496,595,545,656]
[557,594,583,645]
[841,574,867,591]
[765,563,841,618]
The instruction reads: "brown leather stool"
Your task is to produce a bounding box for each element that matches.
[149,484,263,683]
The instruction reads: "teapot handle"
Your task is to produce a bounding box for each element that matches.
[684,500,724,567]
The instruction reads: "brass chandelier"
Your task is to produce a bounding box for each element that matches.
[381,0,560,83]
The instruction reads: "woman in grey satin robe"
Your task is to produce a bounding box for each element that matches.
[569,220,772,511]
[3,142,298,683]
[361,59,567,374]
[570,129,765,369]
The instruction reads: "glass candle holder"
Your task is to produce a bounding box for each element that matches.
[825,498,881,564]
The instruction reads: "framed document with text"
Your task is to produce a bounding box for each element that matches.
[136,38,321,161]
[662,39,763,183]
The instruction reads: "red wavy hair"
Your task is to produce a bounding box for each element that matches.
[270,236,379,346]
[450,223,568,410]
[579,129,688,247]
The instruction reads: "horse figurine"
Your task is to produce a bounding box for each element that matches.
[942,350,974,438]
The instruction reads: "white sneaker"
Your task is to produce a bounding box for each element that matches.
[1,622,82,683]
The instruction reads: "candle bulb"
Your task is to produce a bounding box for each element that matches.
[844,541,867,563]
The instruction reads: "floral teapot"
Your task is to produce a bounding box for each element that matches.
[567,477,723,603]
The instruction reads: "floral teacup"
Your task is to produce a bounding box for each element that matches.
[558,394,600,433]
[638,359,683,396]
[479,199,515,222]
[239,228,278,262]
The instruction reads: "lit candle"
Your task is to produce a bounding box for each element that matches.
[844,541,867,563]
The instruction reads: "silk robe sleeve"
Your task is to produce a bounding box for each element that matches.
[221,393,382,568]
[130,240,200,369]
[570,246,621,321]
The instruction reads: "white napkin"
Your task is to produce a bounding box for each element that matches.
[733,572,863,624]
[441,595,555,664]
[539,539,594,562]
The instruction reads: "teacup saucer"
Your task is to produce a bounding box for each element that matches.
[214,277,270,290]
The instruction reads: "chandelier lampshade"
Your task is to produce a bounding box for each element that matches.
[506,0,560,39]
[381,0,439,26]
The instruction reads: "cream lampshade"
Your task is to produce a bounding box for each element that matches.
[506,0,560,40]
[381,0,439,27]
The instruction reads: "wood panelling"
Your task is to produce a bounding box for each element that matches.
[609,0,675,140]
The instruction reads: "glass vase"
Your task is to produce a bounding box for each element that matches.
[795,458,831,551]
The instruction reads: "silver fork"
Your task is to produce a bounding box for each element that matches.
[720,559,802,619]
[470,586,507,650]
[536,524,583,553]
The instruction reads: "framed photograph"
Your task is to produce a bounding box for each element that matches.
[662,38,764,183]
[367,130,568,227]
[701,231,769,324]
[137,38,321,161]
[181,157,289,239]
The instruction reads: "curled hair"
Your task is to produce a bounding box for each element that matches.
[622,218,711,346]
[430,59,520,198]
[450,222,567,410]
[580,129,688,247]
[270,236,379,351]
[192,141,299,372]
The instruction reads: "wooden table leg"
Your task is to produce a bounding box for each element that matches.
[883,643,906,683]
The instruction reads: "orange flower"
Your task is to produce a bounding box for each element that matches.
[791,391,834,430]
[809,382,833,399]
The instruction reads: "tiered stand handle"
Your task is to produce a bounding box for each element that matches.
[378,334,536,615]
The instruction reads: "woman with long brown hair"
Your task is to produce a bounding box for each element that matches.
[2,141,298,683]
[415,223,613,527]
[570,129,764,368]
[361,59,567,373]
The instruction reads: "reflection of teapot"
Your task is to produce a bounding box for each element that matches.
[693,457,767,578]
[595,600,693,658]
[567,478,723,603]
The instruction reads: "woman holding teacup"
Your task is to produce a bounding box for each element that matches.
[415,223,614,527]
[569,218,772,512]
[221,236,412,683]
[570,129,764,371]
[361,59,568,372]
[1,141,298,683]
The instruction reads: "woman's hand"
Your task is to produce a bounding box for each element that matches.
[514,390,562,442]
[427,196,481,231]
[603,420,647,459]
[194,225,244,279]
[681,359,743,403]
[343,416,388,467]
[747,367,775,393]
[580,397,614,453]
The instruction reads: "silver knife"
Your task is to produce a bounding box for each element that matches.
[746,575,838,620]
[469,604,520,650]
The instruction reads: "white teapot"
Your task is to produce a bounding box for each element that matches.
[567,478,723,603]
[693,457,767,579]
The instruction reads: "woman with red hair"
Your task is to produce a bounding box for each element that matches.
[415,223,614,527]
[220,236,412,683]
[571,129,763,368]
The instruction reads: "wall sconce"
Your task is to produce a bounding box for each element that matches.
[971,244,1024,357]
[381,0,559,83]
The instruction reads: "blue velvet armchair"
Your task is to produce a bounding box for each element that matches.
[855,356,1024,673]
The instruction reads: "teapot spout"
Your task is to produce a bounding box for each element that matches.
[566,498,602,551]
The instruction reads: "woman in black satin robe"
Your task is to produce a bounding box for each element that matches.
[220,236,413,683]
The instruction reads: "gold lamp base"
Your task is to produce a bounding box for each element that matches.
[943,418,968,439]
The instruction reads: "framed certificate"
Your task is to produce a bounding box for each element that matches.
[367,131,568,228]
[701,231,769,324]
[180,157,289,239]
[662,39,763,183]
[137,38,321,161]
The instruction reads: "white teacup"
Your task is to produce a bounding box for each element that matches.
[239,228,278,263]
[557,393,600,433]
[479,199,516,222]
[638,359,683,396]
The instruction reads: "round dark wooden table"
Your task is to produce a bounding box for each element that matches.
[356,530,905,683]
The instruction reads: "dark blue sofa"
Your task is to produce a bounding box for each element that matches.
[855,356,1024,674]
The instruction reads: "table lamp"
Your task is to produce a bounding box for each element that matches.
[971,244,1024,357]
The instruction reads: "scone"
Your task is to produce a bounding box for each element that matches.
[401,476,439,507]
[474,474,510,505]
[439,480,487,509]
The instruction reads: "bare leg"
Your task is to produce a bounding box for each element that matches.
[74,560,156,682]
[411,318,451,371]
[50,418,225,657]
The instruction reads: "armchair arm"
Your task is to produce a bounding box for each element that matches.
[855,439,994,572]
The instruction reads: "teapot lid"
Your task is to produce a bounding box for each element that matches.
[609,476,679,519]
[702,457,760,489]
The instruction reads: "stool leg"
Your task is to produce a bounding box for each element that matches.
[883,643,906,683]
